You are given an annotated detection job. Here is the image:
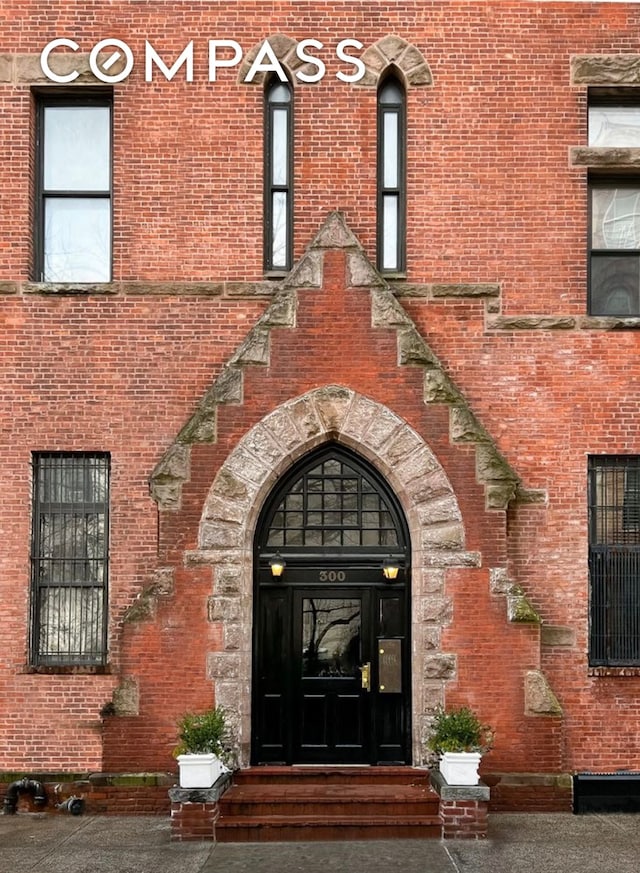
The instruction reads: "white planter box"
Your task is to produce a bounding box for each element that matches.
[177,753,229,788]
[439,752,482,786]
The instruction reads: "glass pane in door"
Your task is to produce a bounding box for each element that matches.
[301,598,361,678]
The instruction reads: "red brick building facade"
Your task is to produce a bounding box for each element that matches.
[2,1,640,812]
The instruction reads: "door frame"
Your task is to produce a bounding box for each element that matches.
[250,444,412,765]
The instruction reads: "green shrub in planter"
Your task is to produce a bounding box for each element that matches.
[174,706,232,763]
[427,705,494,755]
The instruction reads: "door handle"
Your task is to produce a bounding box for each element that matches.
[358,662,371,692]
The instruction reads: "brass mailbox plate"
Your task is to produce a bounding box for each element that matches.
[378,638,402,693]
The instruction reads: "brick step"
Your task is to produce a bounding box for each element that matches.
[214,767,444,842]
[220,783,439,818]
[215,814,443,842]
[233,766,430,786]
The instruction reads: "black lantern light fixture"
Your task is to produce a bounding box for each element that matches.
[269,553,286,578]
[382,555,401,581]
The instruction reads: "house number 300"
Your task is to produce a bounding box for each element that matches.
[318,570,346,582]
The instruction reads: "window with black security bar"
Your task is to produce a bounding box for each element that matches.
[30,453,109,667]
[588,455,640,666]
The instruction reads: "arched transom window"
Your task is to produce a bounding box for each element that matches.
[260,447,406,551]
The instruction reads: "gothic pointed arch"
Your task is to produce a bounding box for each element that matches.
[187,386,474,766]
[359,35,433,88]
[237,34,433,88]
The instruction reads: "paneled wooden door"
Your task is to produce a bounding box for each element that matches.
[253,568,409,765]
[251,444,411,766]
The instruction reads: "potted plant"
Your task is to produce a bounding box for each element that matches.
[427,705,493,786]
[174,706,233,788]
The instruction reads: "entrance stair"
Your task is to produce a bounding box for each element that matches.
[215,766,441,842]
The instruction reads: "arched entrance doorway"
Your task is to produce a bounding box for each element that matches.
[252,443,411,765]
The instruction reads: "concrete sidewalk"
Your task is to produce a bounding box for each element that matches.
[0,812,638,873]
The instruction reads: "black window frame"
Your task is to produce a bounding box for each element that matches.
[257,443,409,560]
[30,452,110,668]
[264,75,293,273]
[588,455,640,667]
[588,176,640,316]
[34,91,113,283]
[587,90,640,317]
[377,72,406,275]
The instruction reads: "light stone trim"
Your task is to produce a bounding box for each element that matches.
[238,33,432,89]
[490,567,543,626]
[111,677,140,717]
[393,283,500,298]
[123,568,175,623]
[487,315,577,331]
[541,625,576,648]
[22,281,275,297]
[149,212,543,513]
[190,386,475,767]
[570,146,640,169]
[571,54,640,86]
[0,52,127,85]
[524,670,563,717]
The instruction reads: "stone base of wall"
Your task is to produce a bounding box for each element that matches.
[0,773,174,816]
[485,772,573,812]
[429,770,490,839]
[168,777,232,841]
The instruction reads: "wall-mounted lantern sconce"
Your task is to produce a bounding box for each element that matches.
[269,553,286,578]
[382,555,401,581]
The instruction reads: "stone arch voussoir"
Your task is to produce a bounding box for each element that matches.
[189,386,479,767]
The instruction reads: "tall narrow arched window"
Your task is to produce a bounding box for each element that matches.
[265,77,293,272]
[377,75,406,274]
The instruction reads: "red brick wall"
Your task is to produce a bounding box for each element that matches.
[2,1,640,788]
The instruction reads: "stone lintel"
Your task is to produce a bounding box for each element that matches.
[393,283,500,298]
[571,54,640,86]
[24,282,119,296]
[15,52,127,84]
[579,316,640,330]
[22,281,272,297]
[484,314,640,332]
[570,146,640,168]
[120,282,224,296]
[487,315,577,331]
[431,283,500,298]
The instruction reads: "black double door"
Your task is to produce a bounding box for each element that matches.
[252,567,410,765]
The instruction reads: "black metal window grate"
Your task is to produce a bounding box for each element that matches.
[589,455,640,665]
[266,456,400,549]
[30,453,110,666]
